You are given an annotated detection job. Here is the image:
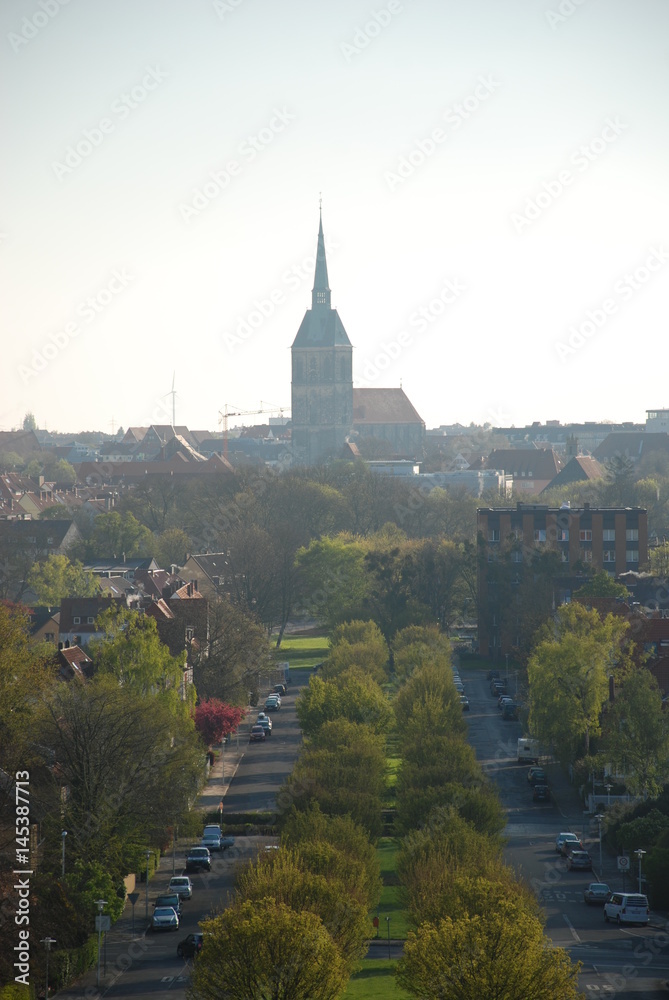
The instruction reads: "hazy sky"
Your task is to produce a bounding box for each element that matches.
[2,0,668,435]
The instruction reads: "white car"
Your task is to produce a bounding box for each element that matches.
[604,892,649,926]
[151,905,179,931]
[201,831,222,852]
[168,876,193,900]
[555,832,580,854]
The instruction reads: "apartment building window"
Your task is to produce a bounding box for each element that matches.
[557,529,569,541]
[626,550,639,563]
[626,529,639,541]
[603,529,615,542]
[511,551,523,563]
[580,550,593,562]
[87,617,94,624]
[579,530,592,541]
[73,617,81,624]
[561,551,569,562]
[603,550,616,563]
[534,529,546,542]
[488,529,500,542]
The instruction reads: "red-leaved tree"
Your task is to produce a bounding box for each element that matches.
[195,699,244,745]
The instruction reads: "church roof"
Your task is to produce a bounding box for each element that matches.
[352,388,424,425]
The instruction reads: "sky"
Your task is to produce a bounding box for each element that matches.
[2,0,669,436]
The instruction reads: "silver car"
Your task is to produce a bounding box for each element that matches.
[151,906,179,931]
[168,876,193,900]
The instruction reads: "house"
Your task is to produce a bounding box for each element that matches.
[0,518,81,557]
[55,643,94,682]
[76,453,234,485]
[477,448,564,495]
[178,554,229,602]
[542,455,605,492]
[593,432,669,466]
[29,606,60,644]
[59,596,134,647]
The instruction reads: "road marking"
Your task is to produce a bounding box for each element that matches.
[563,914,581,942]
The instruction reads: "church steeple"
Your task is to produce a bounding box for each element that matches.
[311,206,331,310]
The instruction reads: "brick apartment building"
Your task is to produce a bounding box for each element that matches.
[477,502,648,657]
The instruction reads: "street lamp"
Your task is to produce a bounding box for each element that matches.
[41,937,56,999]
[95,900,107,989]
[595,814,604,875]
[144,850,153,921]
[605,783,613,807]
[385,916,391,961]
[61,830,67,878]
[635,849,646,894]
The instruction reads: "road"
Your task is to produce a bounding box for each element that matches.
[460,665,669,999]
[63,671,308,1000]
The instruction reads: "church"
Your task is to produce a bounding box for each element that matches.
[291,212,425,465]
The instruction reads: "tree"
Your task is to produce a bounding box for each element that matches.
[296,668,393,737]
[27,553,98,604]
[152,526,191,568]
[194,698,244,745]
[295,536,371,629]
[527,603,629,759]
[650,541,669,575]
[191,599,272,706]
[236,848,369,969]
[84,510,153,559]
[190,899,349,1000]
[574,571,628,599]
[396,901,581,1000]
[23,412,37,430]
[394,663,464,738]
[601,670,669,798]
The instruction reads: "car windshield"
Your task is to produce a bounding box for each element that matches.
[154,907,175,916]
[190,849,208,856]
[590,884,608,891]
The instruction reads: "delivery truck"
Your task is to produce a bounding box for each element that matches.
[517,738,540,764]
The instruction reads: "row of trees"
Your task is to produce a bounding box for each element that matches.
[527,601,669,798]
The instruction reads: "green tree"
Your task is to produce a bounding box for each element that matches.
[396,902,581,1000]
[650,541,669,575]
[295,536,371,629]
[601,670,669,797]
[27,553,98,604]
[573,571,628,599]
[191,598,273,705]
[152,526,191,569]
[190,899,349,1000]
[527,603,629,759]
[394,663,464,738]
[23,412,37,430]
[85,510,153,559]
[296,668,392,737]
[236,848,369,969]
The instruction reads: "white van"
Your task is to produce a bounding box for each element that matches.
[604,892,649,926]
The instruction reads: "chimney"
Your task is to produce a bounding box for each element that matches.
[191,579,198,592]
[65,640,70,648]
[58,642,63,650]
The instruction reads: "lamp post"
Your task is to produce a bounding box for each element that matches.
[595,814,604,875]
[145,851,153,921]
[635,848,646,894]
[605,783,613,807]
[41,937,56,999]
[61,830,67,878]
[385,916,391,961]
[95,900,107,989]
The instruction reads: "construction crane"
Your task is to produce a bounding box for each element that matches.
[218,402,286,459]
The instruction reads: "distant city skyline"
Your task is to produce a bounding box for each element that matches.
[3,0,669,433]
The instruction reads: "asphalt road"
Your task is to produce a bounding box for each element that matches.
[460,665,669,999]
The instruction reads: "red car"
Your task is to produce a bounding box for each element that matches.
[249,725,266,743]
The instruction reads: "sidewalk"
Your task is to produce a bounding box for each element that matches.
[56,725,249,998]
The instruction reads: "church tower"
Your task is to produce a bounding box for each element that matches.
[291,210,353,464]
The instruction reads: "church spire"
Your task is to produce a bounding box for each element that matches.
[311,202,331,310]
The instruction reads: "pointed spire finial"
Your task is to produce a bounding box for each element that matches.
[312,201,331,309]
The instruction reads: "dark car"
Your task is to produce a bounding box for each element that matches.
[502,702,519,721]
[568,850,593,871]
[583,882,611,905]
[154,892,182,916]
[185,846,211,872]
[460,694,470,711]
[249,725,267,743]
[528,767,548,786]
[533,783,550,802]
[177,932,204,959]
[273,683,286,696]
[561,838,585,858]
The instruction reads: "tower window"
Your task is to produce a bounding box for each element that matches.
[316,291,327,304]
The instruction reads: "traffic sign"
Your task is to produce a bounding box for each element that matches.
[617,855,630,871]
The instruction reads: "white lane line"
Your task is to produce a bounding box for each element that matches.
[563,914,581,943]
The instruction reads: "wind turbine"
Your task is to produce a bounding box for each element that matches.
[163,372,177,427]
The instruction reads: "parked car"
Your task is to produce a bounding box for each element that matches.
[264,696,281,711]
[454,682,465,694]
[502,702,519,721]
[583,882,611,905]
[460,694,470,711]
[498,695,514,710]
[487,669,500,681]
[249,725,267,743]
[561,838,585,858]
[555,832,580,854]
[203,823,221,837]
[154,892,182,916]
[185,846,211,872]
[177,932,203,958]
[151,905,179,932]
[528,768,548,786]
[255,716,272,736]
[532,783,550,802]
[168,876,193,900]
[220,835,235,849]
[604,892,650,926]
[201,831,222,852]
[272,683,286,696]
[567,850,593,871]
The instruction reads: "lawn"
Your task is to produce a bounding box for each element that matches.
[342,959,411,1000]
[374,838,411,940]
[275,636,330,652]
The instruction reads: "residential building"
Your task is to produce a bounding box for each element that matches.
[477,502,648,657]
[475,448,564,495]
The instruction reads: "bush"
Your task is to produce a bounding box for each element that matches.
[51,934,99,991]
